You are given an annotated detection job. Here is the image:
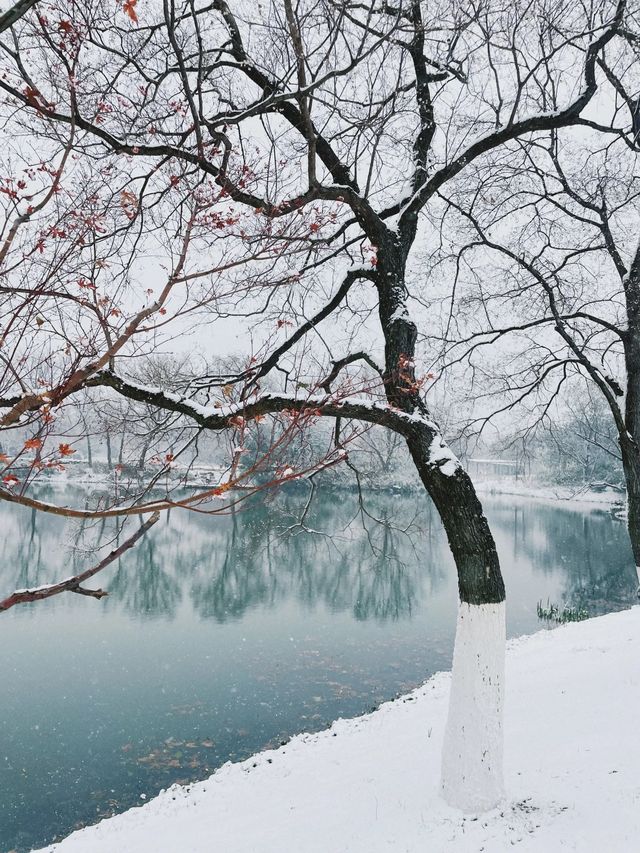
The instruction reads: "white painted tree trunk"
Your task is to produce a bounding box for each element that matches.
[440,600,506,812]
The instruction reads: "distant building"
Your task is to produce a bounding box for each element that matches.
[468,458,523,478]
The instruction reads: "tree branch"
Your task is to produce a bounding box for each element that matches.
[320,351,383,392]
[0,511,160,612]
[0,0,38,34]
[387,1,626,227]
[241,268,375,394]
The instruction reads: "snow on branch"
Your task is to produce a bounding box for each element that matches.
[86,371,465,479]
[86,370,442,435]
[0,511,160,612]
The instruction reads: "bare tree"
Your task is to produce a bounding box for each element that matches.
[0,0,628,811]
[430,17,640,589]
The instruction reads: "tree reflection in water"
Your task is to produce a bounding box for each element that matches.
[486,497,637,612]
[0,487,637,621]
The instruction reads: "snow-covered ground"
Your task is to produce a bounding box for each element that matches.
[36,607,640,853]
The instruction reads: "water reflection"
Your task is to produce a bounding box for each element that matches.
[109,535,183,618]
[2,488,633,623]
[0,488,637,852]
[486,497,637,612]
[0,487,446,624]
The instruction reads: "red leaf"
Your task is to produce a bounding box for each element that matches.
[122,1,139,24]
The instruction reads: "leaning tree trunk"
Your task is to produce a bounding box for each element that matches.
[377,255,506,811]
[407,428,506,812]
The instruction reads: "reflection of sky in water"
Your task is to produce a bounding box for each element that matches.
[0,488,635,852]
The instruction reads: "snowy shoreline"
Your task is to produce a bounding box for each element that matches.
[475,479,625,511]
[36,606,640,853]
[32,469,627,509]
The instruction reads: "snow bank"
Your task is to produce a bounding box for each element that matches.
[36,607,640,853]
[476,478,624,509]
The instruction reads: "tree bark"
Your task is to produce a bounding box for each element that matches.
[377,253,506,810]
[407,433,505,605]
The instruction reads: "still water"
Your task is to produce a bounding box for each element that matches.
[0,487,636,851]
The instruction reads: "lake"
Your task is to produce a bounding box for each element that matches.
[0,486,636,852]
